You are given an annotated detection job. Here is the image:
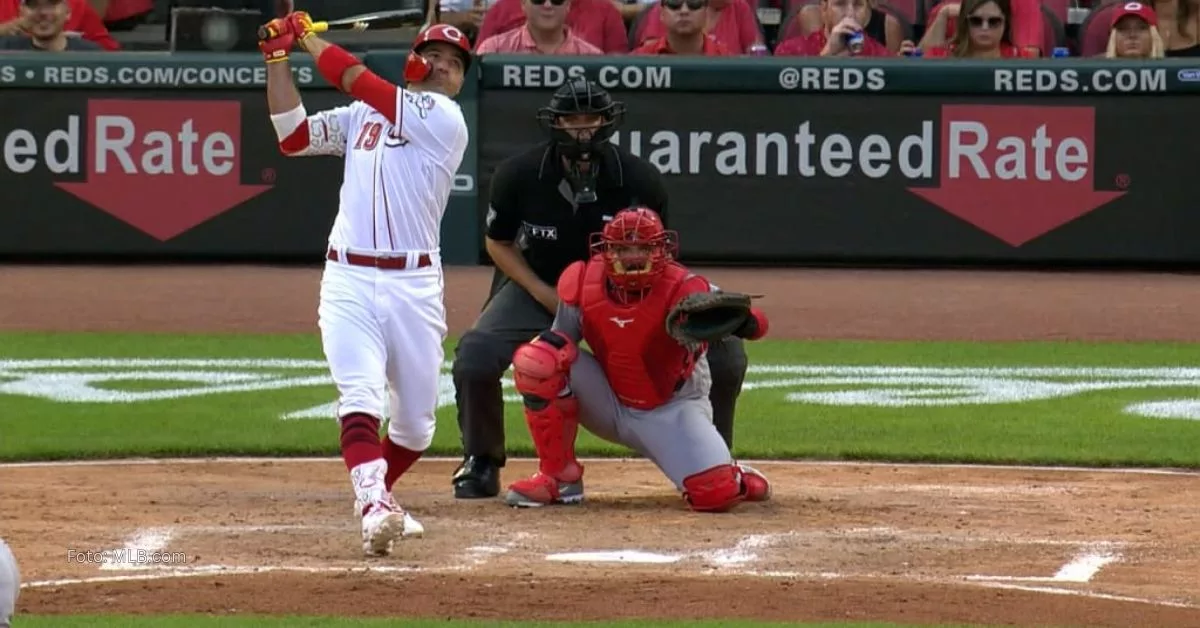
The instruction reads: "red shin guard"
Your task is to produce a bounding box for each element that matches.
[381,436,422,491]
[339,413,381,471]
[525,396,582,481]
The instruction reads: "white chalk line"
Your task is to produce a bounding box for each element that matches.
[1,456,1197,476]
[27,563,1193,612]
[730,570,1199,609]
[1054,546,1123,582]
[22,563,465,589]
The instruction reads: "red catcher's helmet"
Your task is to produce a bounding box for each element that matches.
[404,24,472,84]
[589,207,679,295]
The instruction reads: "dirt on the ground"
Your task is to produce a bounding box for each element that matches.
[2,264,1200,626]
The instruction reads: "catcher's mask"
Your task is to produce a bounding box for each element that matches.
[589,207,678,298]
[536,78,626,204]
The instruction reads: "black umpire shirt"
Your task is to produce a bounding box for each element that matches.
[485,141,669,286]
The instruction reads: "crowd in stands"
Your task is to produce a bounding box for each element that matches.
[0,0,1184,60]
[464,0,1174,58]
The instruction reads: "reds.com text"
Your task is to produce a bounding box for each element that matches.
[994,68,1166,93]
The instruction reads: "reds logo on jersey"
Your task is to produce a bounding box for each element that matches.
[404,91,436,119]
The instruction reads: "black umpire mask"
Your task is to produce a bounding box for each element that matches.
[536,78,625,205]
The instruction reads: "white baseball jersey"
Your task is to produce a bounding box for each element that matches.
[272,88,469,254]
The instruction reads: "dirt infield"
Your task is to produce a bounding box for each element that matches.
[4,264,1200,626]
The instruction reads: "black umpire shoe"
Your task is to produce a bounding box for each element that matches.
[452,455,501,498]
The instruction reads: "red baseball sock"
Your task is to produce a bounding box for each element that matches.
[382,436,422,491]
[339,413,382,471]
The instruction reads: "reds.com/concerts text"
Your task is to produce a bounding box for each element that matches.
[0,64,315,87]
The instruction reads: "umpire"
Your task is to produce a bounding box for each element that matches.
[449,78,750,498]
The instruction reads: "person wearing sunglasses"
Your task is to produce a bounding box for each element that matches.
[631,0,733,54]
[475,0,603,54]
[919,0,1041,56]
[476,0,628,52]
[774,0,890,56]
[919,0,1025,57]
[634,0,762,54]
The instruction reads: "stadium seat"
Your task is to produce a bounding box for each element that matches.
[1077,0,1120,56]
[1041,2,1067,52]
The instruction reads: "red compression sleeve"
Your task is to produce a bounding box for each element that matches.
[314,43,399,125]
[348,71,399,125]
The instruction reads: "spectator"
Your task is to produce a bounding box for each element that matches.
[920,0,1026,57]
[792,0,912,54]
[439,0,495,39]
[1107,1,1164,58]
[635,0,762,53]
[921,0,1040,55]
[475,0,603,53]
[477,0,628,52]
[631,0,733,54]
[1152,0,1198,55]
[0,0,115,49]
[0,0,102,50]
[773,0,892,56]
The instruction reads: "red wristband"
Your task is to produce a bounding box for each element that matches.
[315,43,362,91]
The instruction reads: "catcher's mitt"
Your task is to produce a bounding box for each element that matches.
[665,291,753,352]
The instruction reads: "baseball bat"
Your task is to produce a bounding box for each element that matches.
[258,9,425,41]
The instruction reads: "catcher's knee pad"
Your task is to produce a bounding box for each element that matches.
[513,330,578,404]
[682,464,745,512]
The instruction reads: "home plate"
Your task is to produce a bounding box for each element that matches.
[546,550,681,564]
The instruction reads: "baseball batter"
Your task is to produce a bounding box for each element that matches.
[260,16,471,555]
[0,538,18,627]
[505,208,772,510]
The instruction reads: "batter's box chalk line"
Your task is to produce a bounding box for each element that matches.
[23,564,470,589]
[544,533,793,567]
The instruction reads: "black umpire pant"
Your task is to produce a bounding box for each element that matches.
[451,272,749,466]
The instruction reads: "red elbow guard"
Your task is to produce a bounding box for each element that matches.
[315,44,363,91]
[278,123,310,154]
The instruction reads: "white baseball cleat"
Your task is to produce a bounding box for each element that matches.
[358,497,423,557]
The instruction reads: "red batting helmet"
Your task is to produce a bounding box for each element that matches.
[589,207,679,294]
[404,24,472,84]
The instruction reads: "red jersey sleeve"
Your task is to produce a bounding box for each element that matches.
[772,34,818,56]
[733,0,761,52]
[69,0,118,50]
[601,1,629,52]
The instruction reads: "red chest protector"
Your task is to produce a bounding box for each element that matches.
[559,258,703,410]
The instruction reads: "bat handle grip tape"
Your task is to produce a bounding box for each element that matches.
[257,21,328,40]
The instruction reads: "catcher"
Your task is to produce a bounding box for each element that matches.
[505,207,771,511]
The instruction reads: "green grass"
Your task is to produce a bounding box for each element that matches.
[15,618,990,628]
[1,332,1199,467]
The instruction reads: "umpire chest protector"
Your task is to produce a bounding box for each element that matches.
[560,259,699,410]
